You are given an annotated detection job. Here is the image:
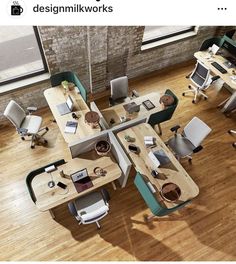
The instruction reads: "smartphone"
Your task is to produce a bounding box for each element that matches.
[57,181,67,189]
[128,144,139,153]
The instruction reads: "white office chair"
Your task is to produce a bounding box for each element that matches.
[183,61,219,103]
[68,188,110,229]
[4,100,48,149]
[109,76,129,106]
[167,117,212,162]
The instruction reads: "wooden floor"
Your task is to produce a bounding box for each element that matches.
[0,62,236,261]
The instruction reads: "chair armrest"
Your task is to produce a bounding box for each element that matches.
[109,97,115,107]
[131,89,139,98]
[68,202,78,216]
[27,106,37,114]
[17,128,28,135]
[170,125,181,133]
[193,145,203,153]
[211,75,220,84]
[101,188,110,203]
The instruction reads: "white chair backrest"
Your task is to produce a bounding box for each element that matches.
[190,61,210,90]
[3,100,26,128]
[79,205,109,224]
[110,76,128,101]
[183,117,212,148]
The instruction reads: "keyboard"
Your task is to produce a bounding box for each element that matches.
[211,62,227,74]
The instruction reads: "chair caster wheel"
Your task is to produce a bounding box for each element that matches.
[233,143,236,148]
[182,93,185,96]
[31,145,35,149]
[44,140,48,144]
[188,85,191,89]
[188,159,192,163]
[46,127,49,131]
[204,97,207,100]
[21,137,25,140]
[192,100,196,104]
[228,130,232,134]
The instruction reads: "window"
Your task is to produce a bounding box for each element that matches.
[142,26,197,50]
[0,26,48,85]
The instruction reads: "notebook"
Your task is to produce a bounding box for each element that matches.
[64,121,78,134]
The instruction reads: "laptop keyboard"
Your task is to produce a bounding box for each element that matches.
[211,62,227,74]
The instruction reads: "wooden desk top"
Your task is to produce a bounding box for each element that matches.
[116,123,199,209]
[100,92,163,128]
[195,51,236,90]
[44,86,101,144]
[33,152,122,211]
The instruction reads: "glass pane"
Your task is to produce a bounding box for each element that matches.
[143,26,193,42]
[0,26,44,83]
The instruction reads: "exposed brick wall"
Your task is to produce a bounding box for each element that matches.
[1,26,235,124]
[38,26,90,89]
[38,26,235,93]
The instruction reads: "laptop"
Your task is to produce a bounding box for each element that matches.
[123,102,140,114]
[56,95,73,115]
[70,169,93,193]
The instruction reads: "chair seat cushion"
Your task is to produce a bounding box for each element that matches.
[74,192,108,222]
[21,115,42,134]
[168,134,195,157]
[75,192,106,214]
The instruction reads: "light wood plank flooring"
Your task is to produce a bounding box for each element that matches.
[0,62,236,261]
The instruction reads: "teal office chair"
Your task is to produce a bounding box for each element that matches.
[199,37,222,51]
[134,172,190,221]
[147,89,178,135]
[50,71,87,103]
[225,29,235,39]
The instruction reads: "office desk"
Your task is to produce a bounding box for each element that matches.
[44,86,101,144]
[32,152,121,212]
[116,123,199,209]
[100,92,163,128]
[194,51,236,90]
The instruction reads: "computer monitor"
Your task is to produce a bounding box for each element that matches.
[219,39,236,66]
[66,95,73,111]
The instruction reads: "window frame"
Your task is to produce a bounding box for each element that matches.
[0,26,48,86]
[142,26,196,46]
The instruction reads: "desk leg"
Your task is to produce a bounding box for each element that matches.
[111,181,117,190]
[49,209,55,219]
[217,96,230,108]
[145,213,155,222]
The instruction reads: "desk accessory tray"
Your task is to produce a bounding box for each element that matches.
[142,100,155,110]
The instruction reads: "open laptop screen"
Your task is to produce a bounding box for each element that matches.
[66,95,73,110]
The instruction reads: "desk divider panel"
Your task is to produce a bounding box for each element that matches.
[69,131,109,158]
[90,101,110,130]
[110,116,147,134]
[108,131,132,188]
[68,130,131,187]
[68,109,147,187]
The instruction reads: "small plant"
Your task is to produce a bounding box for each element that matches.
[61,80,69,92]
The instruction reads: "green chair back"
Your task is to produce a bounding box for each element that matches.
[199,37,222,51]
[134,172,190,217]
[148,89,178,128]
[72,73,87,104]
[50,71,87,103]
[26,159,65,203]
